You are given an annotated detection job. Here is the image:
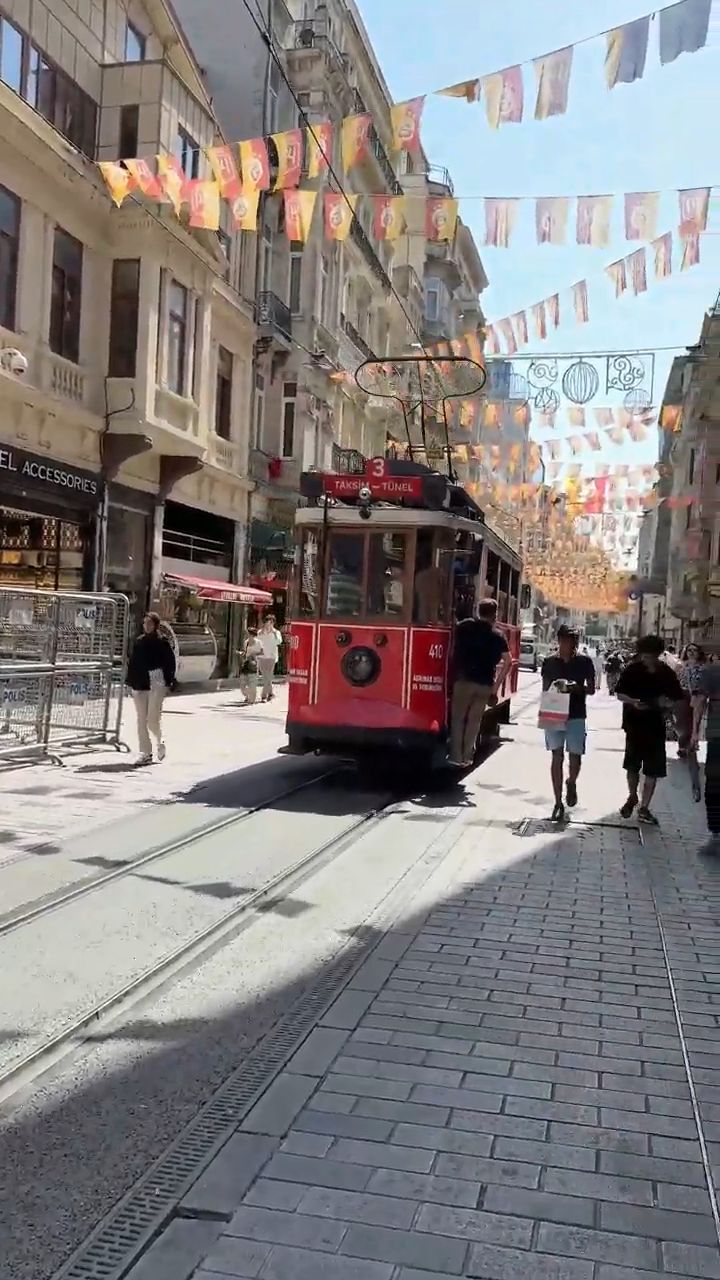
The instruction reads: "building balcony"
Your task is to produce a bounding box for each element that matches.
[341,314,377,362]
[427,163,454,196]
[349,218,393,293]
[207,435,242,473]
[393,263,424,309]
[351,89,402,197]
[153,385,203,451]
[285,19,350,88]
[255,292,292,348]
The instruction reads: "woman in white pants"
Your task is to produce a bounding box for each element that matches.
[258,615,282,702]
[126,613,176,765]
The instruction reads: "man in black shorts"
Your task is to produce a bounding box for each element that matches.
[616,634,685,825]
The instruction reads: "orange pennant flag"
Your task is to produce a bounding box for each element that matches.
[627,248,647,295]
[546,294,560,328]
[426,197,458,243]
[484,325,500,355]
[207,145,242,199]
[576,196,613,247]
[273,129,303,190]
[283,189,317,242]
[324,191,357,240]
[534,46,573,120]
[306,122,333,179]
[465,332,484,366]
[390,97,425,151]
[585,432,602,451]
[230,188,260,231]
[681,230,701,271]
[536,197,569,245]
[126,157,164,202]
[238,138,270,191]
[484,403,501,429]
[661,405,682,433]
[511,311,528,346]
[373,196,406,241]
[679,187,710,234]
[606,259,628,297]
[155,154,185,214]
[459,400,478,431]
[531,302,547,340]
[187,180,220,230]
[652,232,673,279]
[436,78,480,102]
[624,191,659,241]
[572,280,589,323]
[341,114,371,172]
[98,161,135,207]
[484,198,518,248]
[482,66,524,128]
[567,408,586,427]
[497,318,517,355]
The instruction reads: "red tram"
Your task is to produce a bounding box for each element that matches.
[284,457,522,770]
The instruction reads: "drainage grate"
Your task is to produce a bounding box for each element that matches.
[514,817,643,839]
[54,938,367,1280]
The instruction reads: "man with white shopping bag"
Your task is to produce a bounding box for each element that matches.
[540,626,596,822]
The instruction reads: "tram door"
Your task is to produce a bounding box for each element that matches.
[451,532,482,621]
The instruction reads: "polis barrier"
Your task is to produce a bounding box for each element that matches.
[0,587,130,764]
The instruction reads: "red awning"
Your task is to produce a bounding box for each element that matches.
[162,572,273,605]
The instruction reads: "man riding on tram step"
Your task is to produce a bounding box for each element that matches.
[449,597,512,768]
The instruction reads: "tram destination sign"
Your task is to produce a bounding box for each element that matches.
[303,459,446,506]
[0,442,100,506]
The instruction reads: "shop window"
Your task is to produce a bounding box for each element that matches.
[325,530,363,617]
[50,227,83,364]
[367,532,407,618]
[215,345,233,440]
[167,279,188,394]
[0,14,23,93]
[118,104,139,157]
[124,21,146,62]
[0,183,20,332]
[108,259,140,377]
[174,127,199,180]
[282,381,297,457]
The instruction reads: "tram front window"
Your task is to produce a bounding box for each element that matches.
[367,532,407,618]
[325,531,364,617]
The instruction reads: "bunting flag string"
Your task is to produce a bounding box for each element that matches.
[434,0,714,124]
[479,188,713,249]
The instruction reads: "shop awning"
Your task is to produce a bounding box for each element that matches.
[162,572,273,605]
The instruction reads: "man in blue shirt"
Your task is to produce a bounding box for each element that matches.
[449,598,511,766]
[542,625,596,822]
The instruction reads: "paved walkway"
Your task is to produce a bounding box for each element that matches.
[154,692,719,1280]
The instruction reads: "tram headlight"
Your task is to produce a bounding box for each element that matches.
[341,645,380,687]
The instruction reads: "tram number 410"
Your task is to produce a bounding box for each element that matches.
[428,643,445,660]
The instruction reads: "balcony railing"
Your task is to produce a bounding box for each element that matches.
[351,89,402,196]
[289,18,350,76]
[341,313,377,361]
[349,216,392,293]
[427,163,454,195]
[256,291,292,341]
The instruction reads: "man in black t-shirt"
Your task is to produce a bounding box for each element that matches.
[541,626,596,822]
[449,598,511,766]
[616,634,685,826]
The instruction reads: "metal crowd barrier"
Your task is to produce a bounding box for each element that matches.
[0,587,130,765]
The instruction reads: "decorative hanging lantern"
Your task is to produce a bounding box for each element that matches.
[561,359,600,405]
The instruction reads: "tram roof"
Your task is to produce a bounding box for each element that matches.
[295,505,522,570]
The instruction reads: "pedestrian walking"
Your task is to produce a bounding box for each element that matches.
[616,634,685,825]
[541,626,596,822]
[449,598,512,767]
[239,627,263,705]
[258,614,282,702]
[126,612,176,766]
[691,660,720,848]
[678,643,706,801]
[605,651,623,695]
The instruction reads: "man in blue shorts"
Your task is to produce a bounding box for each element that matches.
[541,625,596,822]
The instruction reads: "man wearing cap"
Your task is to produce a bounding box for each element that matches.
[541,625,597,822]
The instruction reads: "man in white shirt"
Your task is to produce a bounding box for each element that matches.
[258,615,282,702]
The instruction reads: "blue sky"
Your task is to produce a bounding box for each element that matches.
[357,0,719,485]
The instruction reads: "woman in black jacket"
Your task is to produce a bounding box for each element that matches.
[126,612,176,765]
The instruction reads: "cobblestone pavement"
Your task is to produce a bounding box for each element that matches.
[156,690,720,1280]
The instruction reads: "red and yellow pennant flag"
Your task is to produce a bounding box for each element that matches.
[273,129,303,190]
[155,155,185,213]
[230,188,260,231]
[536,196,569,245]
[661,404,682,433]
[283,189,317,242]
[373,196,406,241]
[482,66,523,129]
[484,325,500,355]
[497,318,517,355]
[531,301,547,340]
[125,157,163,202]
[187,180,220,230]
[572,280,589,323]
[679,186,710,234]
[585,431,602,451]
[576,195,613,247]
[98,161,135,207]
[546,294,560,328]
[534,46,573,120]
[606,426,626,445]
[627,247,648,295]
[465,332,484,365]
[484,198,518,248]
[207,145,242,200]
[595,408,614,427]
[390,97,425,151]
[306,122,333,179]
[624,191,659,241]
[459,400,479,431]
[567,407,585,427]
[436,78,480,102]
[681,229,701,271]
[605,17,650,88]
[652,231,673,279]
[511,311,528,346]
[341,114,371,172]
[426,197,458,243]
[606,258,628,297]
[238,138,270,191]
[324,191,357,240]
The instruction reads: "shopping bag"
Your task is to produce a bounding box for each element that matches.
[538,686,570,730]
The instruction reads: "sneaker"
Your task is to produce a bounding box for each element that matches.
[157,742,167,762]
[566,780,578,808]
[620,796,638,819]
[551,801,566,823]
[638,807,659,827]
[134,753,152,767]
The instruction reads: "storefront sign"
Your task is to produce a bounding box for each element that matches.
[0,443,100,505]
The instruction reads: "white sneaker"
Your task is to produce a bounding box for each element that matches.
[157,742,166,762]
[135,753,152,767]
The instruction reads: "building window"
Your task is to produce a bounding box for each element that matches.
[119,104,139,157]
[20,38,97,156]
[688,448,695,485]
[167,280,188,394]
[686,503,694,530]
[282,381,297,457]
[124,21,146,62]
[174,128,199,180]
[289,245,302,314]
[425,282,440,320]
[0,14,23,93]
[262,223,272,291]
[215,346,233,440]
[319,254,330,325]
[50,228,83,363]
[0,184,20,332]
[108,259,140,377]
[254,370,265,450]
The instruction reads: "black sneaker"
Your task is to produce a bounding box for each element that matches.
[566,780,578,808]
[638,807,659,827]
[551,801,566,823]
[620,796,638,819]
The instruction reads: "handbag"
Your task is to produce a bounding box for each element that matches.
[538,686,570,730]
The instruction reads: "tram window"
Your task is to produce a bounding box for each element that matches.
[325,531,364,617]
[414,529,445,625]
[367,532,407,618]
[298,530,320,616]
